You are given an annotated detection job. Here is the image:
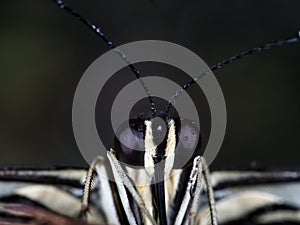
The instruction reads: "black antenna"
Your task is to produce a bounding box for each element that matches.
[165,32,300,115]
[53,0,156,117]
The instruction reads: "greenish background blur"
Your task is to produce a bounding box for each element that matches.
[0,0,299,169]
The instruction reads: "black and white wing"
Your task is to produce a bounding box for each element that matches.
[0,167,105,225]
[195,169,300,225]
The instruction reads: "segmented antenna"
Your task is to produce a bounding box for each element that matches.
[165,31,300,115]
[53,0,156,117]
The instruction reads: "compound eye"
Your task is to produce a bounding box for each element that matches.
[173,118,201,168]
[114,119,145,166]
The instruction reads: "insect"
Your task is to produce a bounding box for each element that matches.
[0,1,299,225]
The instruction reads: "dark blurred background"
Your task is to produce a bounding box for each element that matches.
[0,0,299,169]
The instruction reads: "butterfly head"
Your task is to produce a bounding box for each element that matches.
[114,98,201,177]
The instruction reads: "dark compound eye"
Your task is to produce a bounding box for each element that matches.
[173,118,201,169]
[114,119,146,166]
